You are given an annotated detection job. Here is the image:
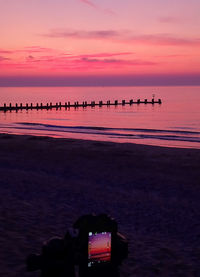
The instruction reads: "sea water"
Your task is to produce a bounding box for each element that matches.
[0,86,199,149]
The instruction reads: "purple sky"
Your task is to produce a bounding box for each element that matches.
[0,0,200,86]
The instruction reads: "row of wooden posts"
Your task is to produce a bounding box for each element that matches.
[0,98,162,111]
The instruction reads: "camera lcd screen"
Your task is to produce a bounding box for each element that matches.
[88,232,111,267]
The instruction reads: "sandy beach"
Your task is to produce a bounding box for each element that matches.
[0,133,200,277]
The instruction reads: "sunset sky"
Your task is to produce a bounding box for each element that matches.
[1,0,200,85]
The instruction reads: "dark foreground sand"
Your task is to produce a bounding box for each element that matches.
[0,134,200,277]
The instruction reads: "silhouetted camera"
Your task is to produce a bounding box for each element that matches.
[26,214,128,277]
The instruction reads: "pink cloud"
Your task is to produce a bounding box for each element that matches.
[70,52,133,59]
[0,56,10,61]
[80,57,157,66]
[158,16,183,23]
[80,0,97,8]
[43,29,119,39]
[43,29,200,46]
[0,46,61,56]
[23,46,55,53]
[0,50,158,73]
[79,0,115,14]
[103,8,116,15]
[0,62,37,70]
[130,34,200,46]
[25,54,156,67]
[0,49,14,54]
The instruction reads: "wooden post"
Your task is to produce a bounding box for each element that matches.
[9,103,12,109]
[31,103,33,109]
[20,103,22,109]
[122,100,125,105]
[16,103,18,109]
[152,98,155,104]
[65,102,67,107]
[50,102,52,108]
[144,99,147,104]
[137,99,140,104]
[56,103,58,108]
[99,101,103,106]
[68,101,70,107]
[158,99,162,104]
[26,103,28,109]
[59,102,61,107]
[130,99,133,105]
[47,103,49,108]
[36,103,39,109]
[114,100,118,105]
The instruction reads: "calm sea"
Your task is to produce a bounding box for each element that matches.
[0,86,199,149]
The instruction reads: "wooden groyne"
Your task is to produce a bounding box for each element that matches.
[0,98,162,112]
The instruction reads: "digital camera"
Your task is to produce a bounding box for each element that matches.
[26,213,128,277]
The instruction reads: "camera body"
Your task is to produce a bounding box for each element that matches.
[27,214,128,277]
[72,214,128,277]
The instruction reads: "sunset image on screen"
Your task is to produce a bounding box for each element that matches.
[88,232,111,267]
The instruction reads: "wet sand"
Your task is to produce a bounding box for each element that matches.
[0,133,200,276]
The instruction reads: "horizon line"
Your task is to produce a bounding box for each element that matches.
[0,74,200,87]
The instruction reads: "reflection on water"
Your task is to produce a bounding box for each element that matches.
[0,86,200,148]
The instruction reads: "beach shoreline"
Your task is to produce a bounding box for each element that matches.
[0,133,200,276]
